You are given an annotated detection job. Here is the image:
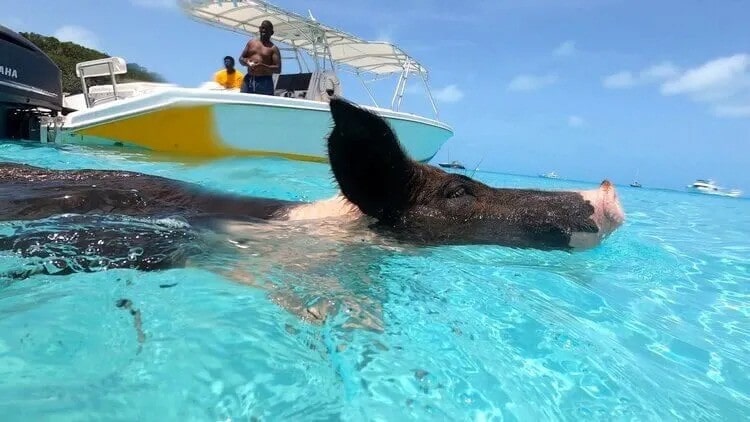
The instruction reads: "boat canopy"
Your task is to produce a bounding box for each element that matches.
[178,0,427,77]
[178,0,440,118]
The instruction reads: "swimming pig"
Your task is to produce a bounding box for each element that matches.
[322,98,624,250]
[0,98,624,253]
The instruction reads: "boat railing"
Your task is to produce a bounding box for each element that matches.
[69,54,341,108]
[75,57,128,108]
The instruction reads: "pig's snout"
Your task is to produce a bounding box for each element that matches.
[570,180,625,249]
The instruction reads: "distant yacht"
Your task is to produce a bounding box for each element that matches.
[539,171,559,179]
[686,179,741,198]
[438,160,466,170]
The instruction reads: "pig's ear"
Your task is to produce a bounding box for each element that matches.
[326,98,415,221]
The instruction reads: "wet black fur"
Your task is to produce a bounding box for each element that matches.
[327,98,598,250]
[0,162,296,223]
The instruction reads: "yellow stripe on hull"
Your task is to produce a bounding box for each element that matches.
[74,105,327,163]
[63,93,452,163]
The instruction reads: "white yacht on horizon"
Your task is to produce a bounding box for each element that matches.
[686,179,742,198]
[539,171,559,179]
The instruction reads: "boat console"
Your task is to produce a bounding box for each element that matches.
[274,71,341,101]
[274,72,312,98]
[0,25,63,140]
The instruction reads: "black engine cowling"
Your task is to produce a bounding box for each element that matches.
[0,25,63,140]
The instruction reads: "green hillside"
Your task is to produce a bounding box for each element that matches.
[20,32,165,95]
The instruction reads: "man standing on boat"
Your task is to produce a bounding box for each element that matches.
[239,20,281,95]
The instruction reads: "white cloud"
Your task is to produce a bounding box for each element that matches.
[602,61,679,89]
[507,74,558,92]
[641,62,680,81]
[605,54,750,118]
[54,25,99,49]
[554,40,576,57]
[130,0,176,8]
[660,54,750,102]
[568,115,585,127]
[433,84,464,103]
[661,54,750,118]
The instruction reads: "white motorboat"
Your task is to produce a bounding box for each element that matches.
[438,160,466,169]
[32,0,454,163]
[539,171,559,179]
[686,179,742,198]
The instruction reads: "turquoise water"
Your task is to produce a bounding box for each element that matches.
[0,141,748,421]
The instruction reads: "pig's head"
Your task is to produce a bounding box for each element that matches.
[326,98,624,250]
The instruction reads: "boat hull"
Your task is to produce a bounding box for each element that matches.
[687,187,741,198]
[55,88,454,163]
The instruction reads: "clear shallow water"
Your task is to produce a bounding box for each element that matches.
[0,141,748,420]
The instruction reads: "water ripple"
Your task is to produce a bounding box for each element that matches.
[0,143,749,419]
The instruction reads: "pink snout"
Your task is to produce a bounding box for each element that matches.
[570,180,625,249]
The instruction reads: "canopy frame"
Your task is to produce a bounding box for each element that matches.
[178,0,440,118]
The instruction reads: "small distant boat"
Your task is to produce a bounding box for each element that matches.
[438,160,466,169]
[630,169,642,187]
[539,171,559,179]
[686,179,742,198]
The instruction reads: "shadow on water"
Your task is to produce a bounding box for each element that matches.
[0,213,429,332]
[0,214,205,281]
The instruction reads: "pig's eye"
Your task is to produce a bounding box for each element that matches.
[446,185,466,199]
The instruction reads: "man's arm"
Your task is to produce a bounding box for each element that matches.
[238,41,253,66]
[270,46,281,74]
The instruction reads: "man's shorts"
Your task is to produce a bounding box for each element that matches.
[241,75,274,95]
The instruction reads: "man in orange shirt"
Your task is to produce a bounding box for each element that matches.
[213,56,244,90]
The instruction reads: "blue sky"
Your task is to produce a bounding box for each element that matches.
[3,0,749,192]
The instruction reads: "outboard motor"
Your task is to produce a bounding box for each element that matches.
[0,24,63,141]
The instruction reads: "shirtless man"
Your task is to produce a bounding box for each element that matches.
[239,20,281,95]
